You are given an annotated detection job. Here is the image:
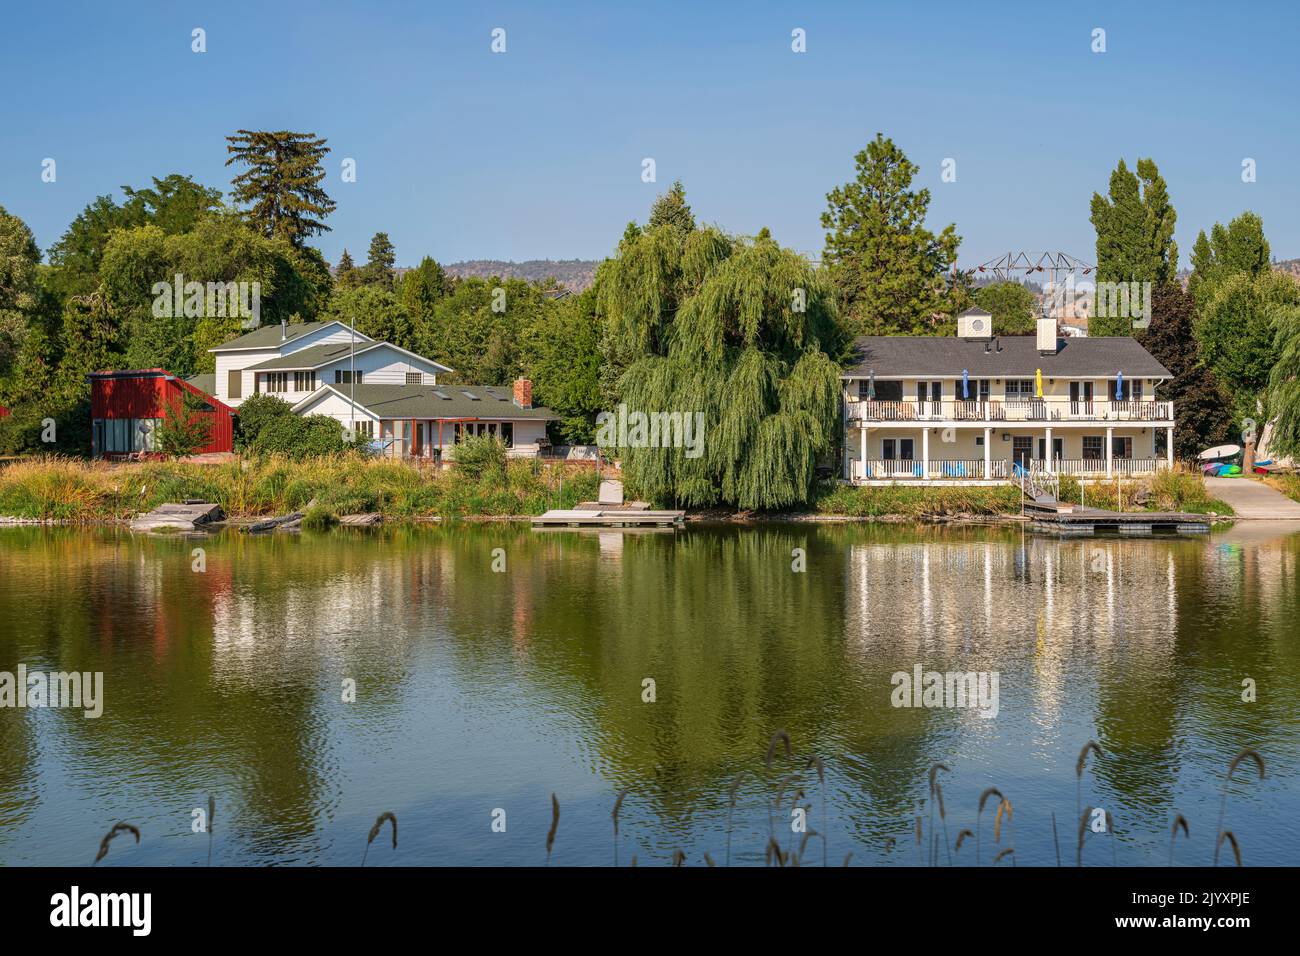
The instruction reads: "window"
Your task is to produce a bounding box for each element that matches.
[859,379,902,401]
[354,420,374,439]
[882,438,914,461]
[335,370,364,384]
[1109,379,1142,401]
[916,381,941,402]
[227,369,242,400]
[264,372,289,393]
[501,422,513,448]
[1082,436,1104,460]
[405,372,423,385]
[294,371,315,391]
[1006,380,1035,400]
[1112,436,1133,459]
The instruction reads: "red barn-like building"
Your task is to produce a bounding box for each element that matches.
[88,370,234,458]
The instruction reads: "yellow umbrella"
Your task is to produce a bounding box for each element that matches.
[1035,368,1043,398]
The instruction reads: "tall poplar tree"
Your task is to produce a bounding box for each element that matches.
[1089,158,1177,335]
[225,130,336,246]
[1188,212,1271,310]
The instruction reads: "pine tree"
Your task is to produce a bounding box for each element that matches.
[647,181,695,233]
[336,248,358,288]
[821,134,961,335]
[225,130,336,245]
[362,232,396,287]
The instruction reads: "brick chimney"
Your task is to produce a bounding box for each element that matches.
[512,378,533,409]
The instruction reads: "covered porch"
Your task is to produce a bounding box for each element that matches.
[845,423,1175,483]
[372,418,522,460]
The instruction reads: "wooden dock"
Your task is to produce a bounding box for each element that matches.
[1023,500,1210,535]
[531,508,685,528]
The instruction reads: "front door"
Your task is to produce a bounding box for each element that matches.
[1069,381,1093,414]
[1013,436,1033,467]
[1037,438,1064,460]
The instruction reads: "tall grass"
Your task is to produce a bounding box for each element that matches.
[0,454,600,523]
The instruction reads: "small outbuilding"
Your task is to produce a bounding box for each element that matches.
[88,369,234,458]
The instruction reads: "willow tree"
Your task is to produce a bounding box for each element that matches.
[599,221,846,510]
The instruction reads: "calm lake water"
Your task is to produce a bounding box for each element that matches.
[0,522,1297,867]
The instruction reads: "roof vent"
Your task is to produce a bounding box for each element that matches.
[957,307,993,340]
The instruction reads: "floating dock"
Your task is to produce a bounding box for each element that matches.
[1023,500,1210,535]
[531,508,685,528]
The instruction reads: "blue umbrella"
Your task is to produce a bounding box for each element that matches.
[962,368,970,400]
[1116,371,1124,401]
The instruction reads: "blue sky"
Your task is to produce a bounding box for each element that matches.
[2,1,1297,269]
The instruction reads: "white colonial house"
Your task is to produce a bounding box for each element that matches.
[843,309,1175,483]
[198,319,556,459]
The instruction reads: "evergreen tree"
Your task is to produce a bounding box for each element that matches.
[821,134,961,334]
[1089,158,1178,335]
[647,181,695,233]
[225,130,336,245]
[1138,283,1233,458]
[362,232,396,287]
[335,248,358,288]
[1188,212,1271,310]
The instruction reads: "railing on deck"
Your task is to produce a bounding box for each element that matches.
[852,457,1166,481]
[849,399,1172,423]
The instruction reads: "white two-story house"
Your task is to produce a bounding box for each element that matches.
[198,319,556,459]
[208,319,451,407]
[843,309,1175,482]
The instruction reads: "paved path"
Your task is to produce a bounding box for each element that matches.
[1204,477,1300,519]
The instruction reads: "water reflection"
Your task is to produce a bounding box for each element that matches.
[0,522,1296,866]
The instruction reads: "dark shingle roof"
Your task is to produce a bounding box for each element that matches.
[842,335,1171,379]
[185,373,216,394]
[210,320,370,351]
[247,342,372,370]
[307,383,556,420]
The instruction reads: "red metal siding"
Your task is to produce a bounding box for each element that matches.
[0,405,10,418]
[89,370,234,456]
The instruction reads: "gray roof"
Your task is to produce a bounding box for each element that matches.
[247,342,377,370]
[185,373,216,395]
[309,383,557,420]
[210,320,370,352]
[843,335,1171,379]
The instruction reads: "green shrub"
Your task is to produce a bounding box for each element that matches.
[251,414,349,457]
[234,393,295,449]
[453,435,507,480]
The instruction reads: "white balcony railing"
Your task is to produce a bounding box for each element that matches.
[853,457,1167,481]
[848,399,1172,424]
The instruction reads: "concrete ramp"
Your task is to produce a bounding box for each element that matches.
[131,501,224,532]
[1204,477,1300,519]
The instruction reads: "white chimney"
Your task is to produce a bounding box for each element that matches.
[280,319,287,342]
[1037,317,1058,354]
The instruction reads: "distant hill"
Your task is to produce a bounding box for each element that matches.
[439,259,600,291]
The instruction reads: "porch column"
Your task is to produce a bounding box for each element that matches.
[922,428,930,480]
[983,427,991,479]
[1105,426,1114,477]
[1045,426,1053,474]
[859,424,867,481]
[1166,426,1174,469]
